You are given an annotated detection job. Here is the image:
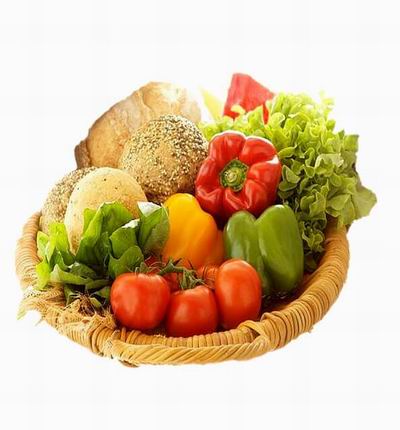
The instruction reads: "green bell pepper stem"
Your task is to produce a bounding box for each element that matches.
[223,211,272,297]
[256,205,304,296]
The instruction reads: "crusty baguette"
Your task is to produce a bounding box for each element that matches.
[75,82,201,168]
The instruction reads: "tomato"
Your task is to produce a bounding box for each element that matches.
[166,286,218,337]
[214,259,261,329]
[196,264,219,288]
[110,273,170,330]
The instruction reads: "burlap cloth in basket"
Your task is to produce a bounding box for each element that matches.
[15,212,349,366]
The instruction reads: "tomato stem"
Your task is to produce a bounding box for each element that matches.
[158,259,203,290]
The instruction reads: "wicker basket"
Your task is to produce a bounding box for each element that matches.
[15,212,349,366]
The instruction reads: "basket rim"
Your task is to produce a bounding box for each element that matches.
[15,212,350,366]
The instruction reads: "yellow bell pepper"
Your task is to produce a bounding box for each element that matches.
[162,193,224,269]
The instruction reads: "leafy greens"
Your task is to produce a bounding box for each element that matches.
[199,93,376,270]
[35,201,169,307]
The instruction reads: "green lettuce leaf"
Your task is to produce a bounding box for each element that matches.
[352,181,377,219]
[50,264,88,286]
[76,202,133,267]
[64,285,81,306]
[47,223,74,265]
[35,223,75,289]
[36,231,49,260]
[89,285,111,308]
[108,245,144,279]
[89,286,111,308]
[75,208,104,266]
[85,279,110,292]
[137,202,169,256]
[110,219,139,258]
[69,262,98,279]
[100,203,133,236]
[35,260,51,290]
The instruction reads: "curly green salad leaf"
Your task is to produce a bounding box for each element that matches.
[200,93,376,270]
[35,201,169,307]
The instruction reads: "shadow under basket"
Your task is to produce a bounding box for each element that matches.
[15,212,349,366]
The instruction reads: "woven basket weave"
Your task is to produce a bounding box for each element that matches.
[15,212,349,366]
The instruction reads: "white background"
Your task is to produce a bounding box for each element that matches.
[0,1,398,429]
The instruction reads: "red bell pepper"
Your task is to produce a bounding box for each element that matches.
[195,131,282,222]
[223,73,275,123]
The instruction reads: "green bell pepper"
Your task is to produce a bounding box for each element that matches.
[223,211,272,297]
[256,205,304,296]
[223,205,304,298]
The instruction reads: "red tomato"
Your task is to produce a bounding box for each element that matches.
[166,286,218,337]
[111,273,170,330]
[214,259,261,329]
[196,264,219,288]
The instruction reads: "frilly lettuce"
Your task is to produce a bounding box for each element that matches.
[199,93,376,270]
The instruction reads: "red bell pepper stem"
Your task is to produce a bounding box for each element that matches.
[220,159,249,192]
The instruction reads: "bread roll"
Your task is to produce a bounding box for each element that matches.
[75,82,201,169]
[40,168,96,234]
[64,167,147,252]
[119,115,208,204]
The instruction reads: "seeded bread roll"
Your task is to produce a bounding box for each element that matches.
[64,167,147,252]
[75,82,201,169]
[40,168,96,234]
[119,115,208,204]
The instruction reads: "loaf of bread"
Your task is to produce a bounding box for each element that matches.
[40,168,96,234]
[64,167,147,252]
[75,82,201,169]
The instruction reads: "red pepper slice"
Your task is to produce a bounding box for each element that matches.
[223,73,275,123]
[195,131,281,222]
